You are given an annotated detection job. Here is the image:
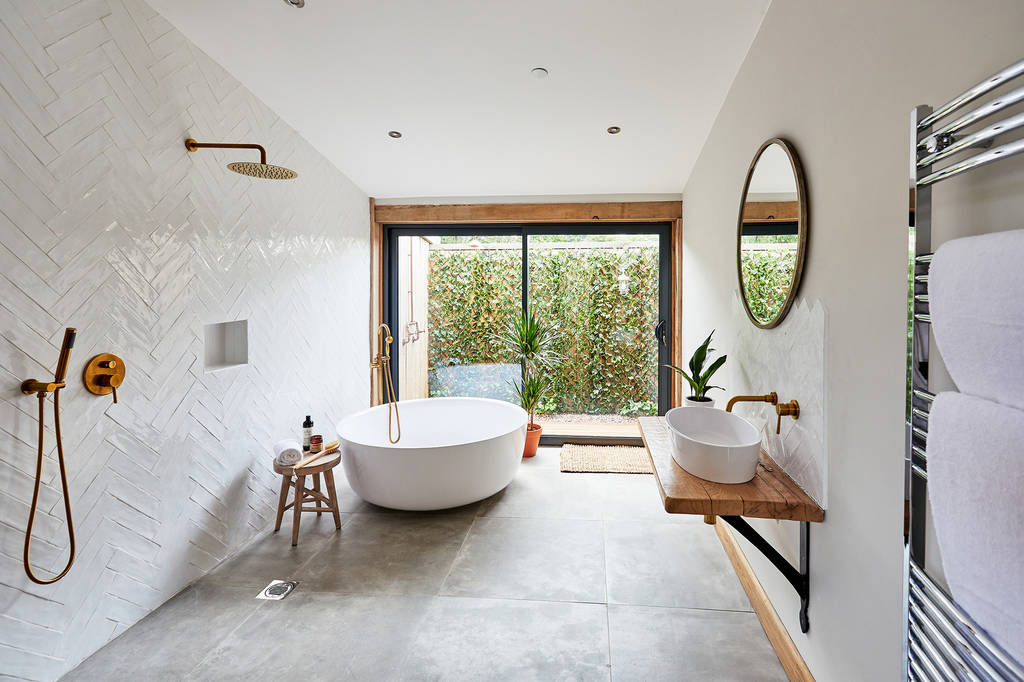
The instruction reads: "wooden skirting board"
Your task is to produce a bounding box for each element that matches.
[715,519,815,682]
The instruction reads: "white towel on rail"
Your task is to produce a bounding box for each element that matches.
[927,391,1024,663]
[929,229,1024,411]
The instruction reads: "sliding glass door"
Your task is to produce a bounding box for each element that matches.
[384,223,671,442]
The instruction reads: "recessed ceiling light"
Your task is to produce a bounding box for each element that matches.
[282,0,304,7]
[388,130,403,139]
[531,67,549,79]
[607,126,621,134]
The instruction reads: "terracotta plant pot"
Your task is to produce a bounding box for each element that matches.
[685,396,716,408]
[523,423,542,458]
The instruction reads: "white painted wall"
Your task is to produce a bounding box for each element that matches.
[681,1,1024,679]
[0,1,368,678]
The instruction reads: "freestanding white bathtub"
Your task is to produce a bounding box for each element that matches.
[337,397,527,511]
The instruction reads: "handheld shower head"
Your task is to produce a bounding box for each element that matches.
[184,139,297,180]
[54,327,76,383]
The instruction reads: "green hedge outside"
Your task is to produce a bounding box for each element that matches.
[427,245,660,415]
[739,246,797,323]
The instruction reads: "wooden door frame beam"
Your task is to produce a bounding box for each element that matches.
[373,200,681,224]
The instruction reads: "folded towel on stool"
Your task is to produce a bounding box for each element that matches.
[273,439,302,466]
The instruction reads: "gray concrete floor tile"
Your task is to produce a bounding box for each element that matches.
[605,518,752,611]
[442,516,606,603]
[608,604,786,681]
[203,513,345,589]
[593,473,688,522]
[478,468,604,520]
[187,593,434,681]
[64,582,262,681]
[397,596,611,682]
[299,511,474,595]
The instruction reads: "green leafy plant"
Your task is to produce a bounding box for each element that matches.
[497,310,560,372]
[512,375,548,426]
[666,330,727,401]
[498,309,559,427]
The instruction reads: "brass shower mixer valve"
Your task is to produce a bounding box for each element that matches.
[83,353,126,404]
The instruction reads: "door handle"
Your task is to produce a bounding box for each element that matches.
[654,319,667,345]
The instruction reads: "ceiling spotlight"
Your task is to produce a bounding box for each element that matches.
[607,126,621,134]
[282,0,304,6]
[388,130,403,139]
[531,67,549,79]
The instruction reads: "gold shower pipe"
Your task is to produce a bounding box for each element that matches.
[185,139,266,164]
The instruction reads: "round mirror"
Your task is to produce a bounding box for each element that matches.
[737,138,808,329]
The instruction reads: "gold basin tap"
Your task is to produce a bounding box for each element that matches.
[725,392,778,413]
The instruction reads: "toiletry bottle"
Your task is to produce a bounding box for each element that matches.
[302,415,313,452]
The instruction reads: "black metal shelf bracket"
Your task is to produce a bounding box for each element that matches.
[719,515,811,633]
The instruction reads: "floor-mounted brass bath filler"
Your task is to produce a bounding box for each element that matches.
[370,323,401,443]
[20,328,77,584]
[184,139,298,179]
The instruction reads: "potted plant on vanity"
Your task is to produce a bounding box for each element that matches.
[501,309,559,457]
[667,330,727,408]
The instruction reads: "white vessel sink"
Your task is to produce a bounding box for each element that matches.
[664,406,763,484]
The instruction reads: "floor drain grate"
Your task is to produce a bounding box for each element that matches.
[256,580,298,600]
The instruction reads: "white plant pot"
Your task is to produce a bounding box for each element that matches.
[685,396,716,408]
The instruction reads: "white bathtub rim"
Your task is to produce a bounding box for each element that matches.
[337,396,528,450]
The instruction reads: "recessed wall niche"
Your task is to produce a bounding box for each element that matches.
[204,320,249,372]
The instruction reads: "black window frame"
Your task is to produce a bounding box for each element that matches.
[383,222,673,445]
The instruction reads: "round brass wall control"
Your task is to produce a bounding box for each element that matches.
[83,353,125,403]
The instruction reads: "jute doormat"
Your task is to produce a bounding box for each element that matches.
[559,444,653,474]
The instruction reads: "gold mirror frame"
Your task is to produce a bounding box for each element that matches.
[736,137,809,329]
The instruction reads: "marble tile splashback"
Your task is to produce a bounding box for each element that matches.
[0,1,369,678]
[730,294,828,508]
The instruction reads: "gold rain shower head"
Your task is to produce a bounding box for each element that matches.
[184,139,298,179]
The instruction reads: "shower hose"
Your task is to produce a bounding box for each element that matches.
[24,388,75,584]
[382,354,401,444]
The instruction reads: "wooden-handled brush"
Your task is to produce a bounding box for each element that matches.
[291,441,339,470]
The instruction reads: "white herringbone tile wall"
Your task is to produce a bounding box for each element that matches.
[0,1,369,678]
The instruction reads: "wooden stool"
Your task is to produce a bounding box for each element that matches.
[273,451,342,545]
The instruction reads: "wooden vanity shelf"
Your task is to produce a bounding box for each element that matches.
[639,416,824,633]
[639,417,824,522]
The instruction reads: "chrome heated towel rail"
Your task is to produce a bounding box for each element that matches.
[906,58,1024,682]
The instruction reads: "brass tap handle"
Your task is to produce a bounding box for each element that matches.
[775,400,800,434]
[98,373,122,404]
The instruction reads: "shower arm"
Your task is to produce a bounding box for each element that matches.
[184,139,266,164]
